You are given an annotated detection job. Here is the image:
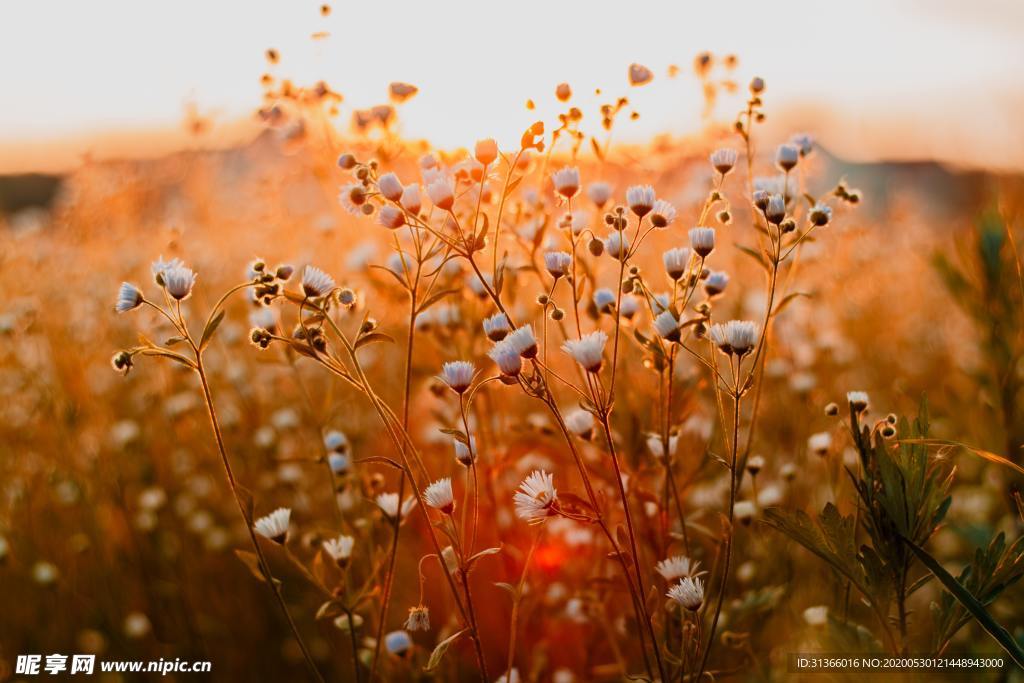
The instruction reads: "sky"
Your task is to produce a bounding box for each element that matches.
[1,0,1023,172]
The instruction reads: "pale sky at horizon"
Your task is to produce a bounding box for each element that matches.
[1,0,1023,171]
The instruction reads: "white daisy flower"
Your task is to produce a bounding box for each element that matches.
[709,320,758,356]
[650,199,677,228]
[376,492,416,520]
[809,202,833,227]
[384,630,412,656]
[647,433,678,458]
[377,205,405,229]
[587,182,612,208]
[656,555,703,582]
[377,172,404,202]
[116,282,143,313]
[328,453,350,474]
[454,435,477,466]
[302,265,335,297]
[619,294,640,320]
[151,256,184,285]
[604,231,630,260]
[667,576,704,611]
[565,409,595,440]
[626,185,656,217]
[846,391,869,412]
[688,227,716,257]
[514,470,558,523]
[426,176,455,210]
[551,167,580,199]
[593,287,616,314]
[704,270,729,297]
[163,265,197,301]
[562,330,608,373]
[569,210,588,236]
[254,507,291,544]
[504,324,538,359]
[790,133,814,156]
[482,312,511,341]
[324,430,349,452]
[776,143,800,172]
[808,431,832,456]
[322,535,355,567]
[663,247,692,281]
[734,500,756,524]
[710,148,738,175]
[488,340,523,376]
[339,183,367,215]
[424,478,455,514]
[544,251,573,279]
[765,193,786,224]
[653,311,680,342]
[440,360,475,394]
[400,183,422,214]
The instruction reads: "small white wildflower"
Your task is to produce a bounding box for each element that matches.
[440,360,475,394]
[552,167,581,199]
[376,492,416,520]
[338,183,366,215]
[587,182,612,208]
[667,577,704,611]
[710,148,738,175]
[650,199,676,228]
[424,478,455,514]
[619,295,640,320]
[604,231,630,260]
[163,265,197,301]
[810,202,833,227]
[426,176,455,210]
[765,193,786,224]
[734,500,756,524]
[847,391,870,412]
[377,172,404,202]
[709,320,757,356]
[115,282,143,313]
[302,265,335,297]
[688,227,716,257]
[593,288,616,314]
[151,256,184,286]
[482,312,511,341]
[515,470,558,523]
[569,210,588,236]
[488,340,523,376]
[565,409,595,439]
[790,133,814,156]
[324,429,349,453]
[776,143,800,171]
[626,185,656,217]
[746,454,766,475]
[544,251,573,279]
[495,669,522,683]
[254,507,291,544]
[323,535,355,567]
[504,324,538,359]
[808,431,832,456]
[663,247,692,281]
[328,453,350,474]
[377,205,405,229]
[454,435,477,466]
[384,630,412,656]
[656,555,703,582]
[400,183,422,214]
[562,330,608,373]
[653,311,680,342]
[704,270,729,297]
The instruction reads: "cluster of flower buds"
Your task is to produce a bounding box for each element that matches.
[293,322,327,353]
[249,259,294,305]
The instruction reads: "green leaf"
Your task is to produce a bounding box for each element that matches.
[417,289,461,315]
[466,546,502,567]
[424,628,467,672]
[199,309,226,350]
[902,535,1024,668]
